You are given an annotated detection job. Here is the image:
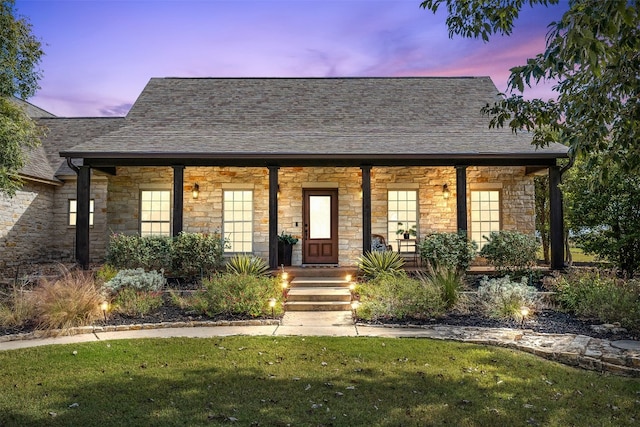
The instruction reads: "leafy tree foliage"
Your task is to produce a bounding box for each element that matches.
[0,0,44,197]
[563,157,640,278]
[421,0,640,174]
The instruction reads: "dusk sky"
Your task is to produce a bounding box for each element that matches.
[15,0,568,117]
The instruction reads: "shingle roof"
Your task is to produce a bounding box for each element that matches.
[59,77,568,164]
[37,118,125,177]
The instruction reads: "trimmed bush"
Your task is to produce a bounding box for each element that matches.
[197,273,283,317]
[172,232,225,278]
[105,232,225,278]
[477,276,540,321]
[419,231,477,271]
[551,269,640,332]
[479,231,539,273]
[357,251,405,279]
[104,268,166,294]
[358,272,445,321]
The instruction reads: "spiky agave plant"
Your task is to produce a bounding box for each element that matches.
[225,254,270,276]
[357,251,405,279]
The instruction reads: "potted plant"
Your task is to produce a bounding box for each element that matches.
[277,231,299,266]
[396,223,417,239]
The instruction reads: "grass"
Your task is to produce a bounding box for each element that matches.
[0,337,638,426]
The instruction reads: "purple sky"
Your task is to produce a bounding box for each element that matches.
[15,0,568,117]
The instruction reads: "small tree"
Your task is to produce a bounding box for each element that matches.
[0,0,45,197]
[563,157,640,278]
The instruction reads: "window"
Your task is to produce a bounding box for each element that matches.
[140,190,171,237]
[69,199,94,226]
[223,190,253,253]
[387,190,418,252]
[470,190,501,250]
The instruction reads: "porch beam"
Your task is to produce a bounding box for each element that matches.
[76,165,91,269]
[549,165,564,270]
[268,166,279,269]
[361,165,372,254]
[172,165,184,237]
[455,166,468,232]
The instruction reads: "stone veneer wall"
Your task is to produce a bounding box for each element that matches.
[0,181,56,270]
[49,175,109,263]
[104,165,535,266]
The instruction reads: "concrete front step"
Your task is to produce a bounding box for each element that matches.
[290,277,351,288]
[285,301,353,311]
[287,287,351,302]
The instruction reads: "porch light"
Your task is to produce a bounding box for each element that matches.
[192,183,200,199]
[442,184,450,199]
[345,274,352,282]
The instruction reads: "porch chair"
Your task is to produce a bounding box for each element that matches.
[371,234,392,252]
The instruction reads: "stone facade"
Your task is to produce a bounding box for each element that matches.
[101,165,535,266]
[0,173,111,273]
[0,181,56,270]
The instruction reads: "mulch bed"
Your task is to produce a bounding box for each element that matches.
[1,263,638,342]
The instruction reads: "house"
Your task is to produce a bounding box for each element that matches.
[1,77,568,274]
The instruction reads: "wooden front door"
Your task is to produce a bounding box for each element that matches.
[303,189,339,264]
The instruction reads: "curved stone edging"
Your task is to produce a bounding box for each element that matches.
[357,323,640,377]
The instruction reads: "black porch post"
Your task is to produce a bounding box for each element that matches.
[361,165,372,254]
[268,166,279,269]
[549,165,565,270]
[172,165,184,237]
[76,165,91,269]
[455,166,468,232]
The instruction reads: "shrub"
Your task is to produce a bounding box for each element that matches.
[172,232,225,278]
[357,251,405,279]
[31,268,104,331]
[113,288,163,317]
[104,268,166,294]
[198,273,282,317]
[476,276,540,321]
[419,231,477,271]
[419,263,465,309]
[358,272,445,321]
[105,232,225,279]
[0,284,35,328]
[225,254,270,276]
[479,231,539,273]
[552,269,640,332]
[95,264,118,285]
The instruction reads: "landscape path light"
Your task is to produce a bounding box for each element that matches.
[520,306,530,328]
[269,298,277,318]
[100,301,109,323]
[351,300,360,323]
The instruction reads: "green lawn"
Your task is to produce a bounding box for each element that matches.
[1,337,638,426]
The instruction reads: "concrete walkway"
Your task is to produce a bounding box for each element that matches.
[1,312,639,377]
